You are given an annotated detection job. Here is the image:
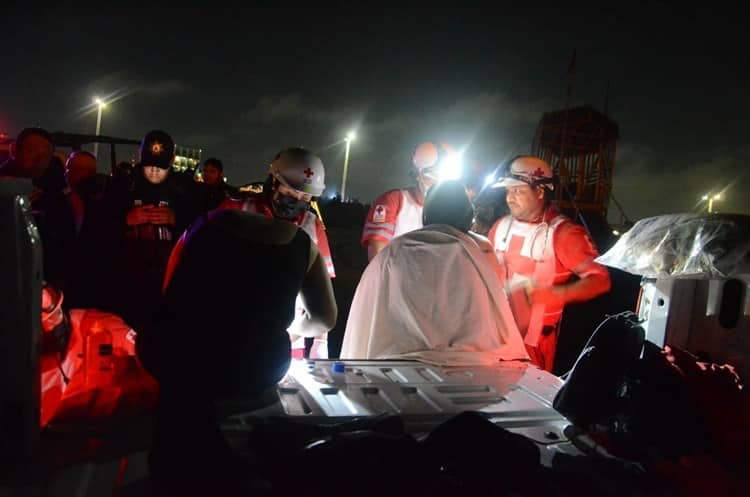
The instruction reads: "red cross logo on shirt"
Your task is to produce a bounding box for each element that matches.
[303,168,314,178]
[373,204,387,222]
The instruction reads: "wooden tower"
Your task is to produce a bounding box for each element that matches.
[532,105,619,219]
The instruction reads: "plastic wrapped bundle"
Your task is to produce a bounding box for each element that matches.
[597,213,750,279]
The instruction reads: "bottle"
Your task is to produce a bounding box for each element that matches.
[85,321,114,389]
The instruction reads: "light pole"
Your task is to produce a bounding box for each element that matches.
[93,97,106,158]
[340,131,356,201]
[701,193,722,213]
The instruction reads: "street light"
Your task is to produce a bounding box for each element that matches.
[93,97,107,158]
[701,193,722,213]
[340,131,356,201]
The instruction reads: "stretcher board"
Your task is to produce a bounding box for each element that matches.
[222,359,581,465]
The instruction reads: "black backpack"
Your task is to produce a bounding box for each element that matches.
[553,311,645,428]
[554,312,710,458]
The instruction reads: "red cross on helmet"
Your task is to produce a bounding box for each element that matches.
[269,147,326,197]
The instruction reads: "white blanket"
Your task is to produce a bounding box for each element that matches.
[341,225,529,366]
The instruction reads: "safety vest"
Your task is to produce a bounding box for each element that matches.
[491,213,568,347]
[393,190,423,238]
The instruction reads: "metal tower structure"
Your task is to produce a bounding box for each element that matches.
[532,105,619,219]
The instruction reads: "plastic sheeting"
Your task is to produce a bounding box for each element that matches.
[597,213,750,279]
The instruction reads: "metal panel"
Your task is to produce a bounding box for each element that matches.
[225,359,572,448]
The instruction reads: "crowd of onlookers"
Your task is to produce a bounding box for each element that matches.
[0,127,238,332]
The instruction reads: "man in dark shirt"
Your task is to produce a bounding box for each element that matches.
[198,157,237,212]
[0,127,54,180]
[0,127,55,205]
[38,151,120,310]
[116,130,197,331]
[139,208,336,491]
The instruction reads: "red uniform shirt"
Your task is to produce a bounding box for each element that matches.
[488,206,608,327]
[41,309,158,426]
[361,187,424,247]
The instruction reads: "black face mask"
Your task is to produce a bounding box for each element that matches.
[272,191,309,220]
[50,316,71,356]
[42,314,71,359]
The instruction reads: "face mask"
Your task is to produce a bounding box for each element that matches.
[272,191,309,220]
[49,316,71,355]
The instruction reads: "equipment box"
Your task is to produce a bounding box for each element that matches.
[637,276,750,379]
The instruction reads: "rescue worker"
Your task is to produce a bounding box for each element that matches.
[362,142,458,261]
[137,208,337,491]
[220,147,334,359]
[342,180,528,365]
[489,156,611,372]
[115,130,196,332]
[40,283,157,427]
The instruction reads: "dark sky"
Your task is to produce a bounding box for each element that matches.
[3,6,749,221]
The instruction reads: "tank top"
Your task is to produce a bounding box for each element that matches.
[137,209,310,398]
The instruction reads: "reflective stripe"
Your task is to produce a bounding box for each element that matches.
[323,256,335,277]
[364,222,396,231]
[362,228,395,240]
[571,259,604,276]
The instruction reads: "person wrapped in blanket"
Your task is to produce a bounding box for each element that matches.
[342,180,528,366]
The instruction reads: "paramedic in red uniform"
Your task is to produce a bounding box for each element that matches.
[362,142,459,261]
[488,156,611,372]
[219,147,334,358]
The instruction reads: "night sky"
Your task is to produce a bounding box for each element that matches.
[3,6,748,222]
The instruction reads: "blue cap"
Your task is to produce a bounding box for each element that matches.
[332,361,346,373]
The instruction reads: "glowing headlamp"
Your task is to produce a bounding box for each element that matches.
[439,153,463,181]
[423,153,463,182]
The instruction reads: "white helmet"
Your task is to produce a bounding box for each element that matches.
[492,156,555,191]
[269,147,326,197]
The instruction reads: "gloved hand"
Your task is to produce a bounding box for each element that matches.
[526,284,566,308]
[309,339,328,359]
